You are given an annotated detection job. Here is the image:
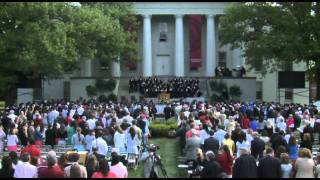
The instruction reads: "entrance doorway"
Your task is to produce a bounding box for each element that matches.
[155,56,172,76]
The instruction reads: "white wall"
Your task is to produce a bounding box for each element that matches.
[247,61,309,104]
[43,79,65,100]
[70,79,96,101]
[17,88,33,104]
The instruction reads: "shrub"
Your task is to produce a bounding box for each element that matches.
[210,80,228,93]
[149,121,178,138]
[105,79,116,91]
[98,94,108,103]
[107,93,117,102]
[95,78,116,92]
[86,85,97,97]
[229,85,242,100]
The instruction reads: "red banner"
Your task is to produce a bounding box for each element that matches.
[189,15,202,69]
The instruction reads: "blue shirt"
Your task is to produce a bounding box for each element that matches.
[250,120,258,131]
[288,145,299,160]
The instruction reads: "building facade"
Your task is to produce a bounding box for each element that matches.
[40,2,309,104]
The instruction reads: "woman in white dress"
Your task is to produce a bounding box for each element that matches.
[0,125,6,153]
[114,126,127,153]
[126,127,140,155]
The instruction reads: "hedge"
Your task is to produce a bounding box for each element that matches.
[150,121,178,138]
[96,78,116,92]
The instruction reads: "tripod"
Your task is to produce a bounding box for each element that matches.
[150,153,168,178]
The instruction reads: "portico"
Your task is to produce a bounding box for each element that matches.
[140,12,219,77]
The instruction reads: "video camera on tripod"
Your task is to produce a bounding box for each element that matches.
[144,144,168,178]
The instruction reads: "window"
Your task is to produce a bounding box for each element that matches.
[63,81,70,101]
[256,91,262,100]
[218,51,227,67]
[159,22,168,42]
[99,60,109,71]
[285,89,293,100]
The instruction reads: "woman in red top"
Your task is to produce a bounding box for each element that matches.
[217,145,234,178]
[91,159,118,178]
[286,114,295,131]
[240,115,250,129]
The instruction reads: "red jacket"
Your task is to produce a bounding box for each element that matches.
[286,117,294,128]
[241,118,250,129]
[21,145,41,159]
[217,152,233,175]
[38,165,64,178]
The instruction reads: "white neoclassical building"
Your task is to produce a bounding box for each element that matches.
[38,2,310,104]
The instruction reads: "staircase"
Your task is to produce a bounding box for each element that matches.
[117,77,141,103]
[293,130,320,157]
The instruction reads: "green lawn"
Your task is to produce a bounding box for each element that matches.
[128,138,186,178]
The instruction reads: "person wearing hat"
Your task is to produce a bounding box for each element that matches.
[200,151,223,178]
[232,146,258,178]
[38,151,64,178]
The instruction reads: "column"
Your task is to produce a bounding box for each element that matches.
[142,14,152,77]
[111,61,121,77]
[83,59,92,77]
[206,14,216,77]
[175,14,185,77]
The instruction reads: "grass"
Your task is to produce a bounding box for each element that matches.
[128,137,186,178]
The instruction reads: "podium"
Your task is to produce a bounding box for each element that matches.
[158,93,170,103]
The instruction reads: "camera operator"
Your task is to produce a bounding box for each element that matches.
[139,144,168,178]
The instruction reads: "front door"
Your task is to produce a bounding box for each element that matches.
[155,56,171,76]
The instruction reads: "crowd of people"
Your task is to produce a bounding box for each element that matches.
[0,99,164,178]
[215,65,246,78]
[129,76,202,98]
[174,101,320,178]
[1,98,320,178]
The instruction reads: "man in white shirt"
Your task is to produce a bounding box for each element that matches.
[48,108,59,125]
[69,106,76,118]
[13,153,38,178]
[276,113,285,124]
[277,118,287,132]
[86,117,97,130]
[7,110,17,123]
[214,125,227,146]
[77,105,85,116]
[62,106,68,119]
[91,130,108,157]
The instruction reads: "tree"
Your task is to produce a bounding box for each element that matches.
[0,2,138,102]
[219,2,320,100]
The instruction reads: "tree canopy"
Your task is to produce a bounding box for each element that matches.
[219,2,320,98]
[0,2,138,99]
